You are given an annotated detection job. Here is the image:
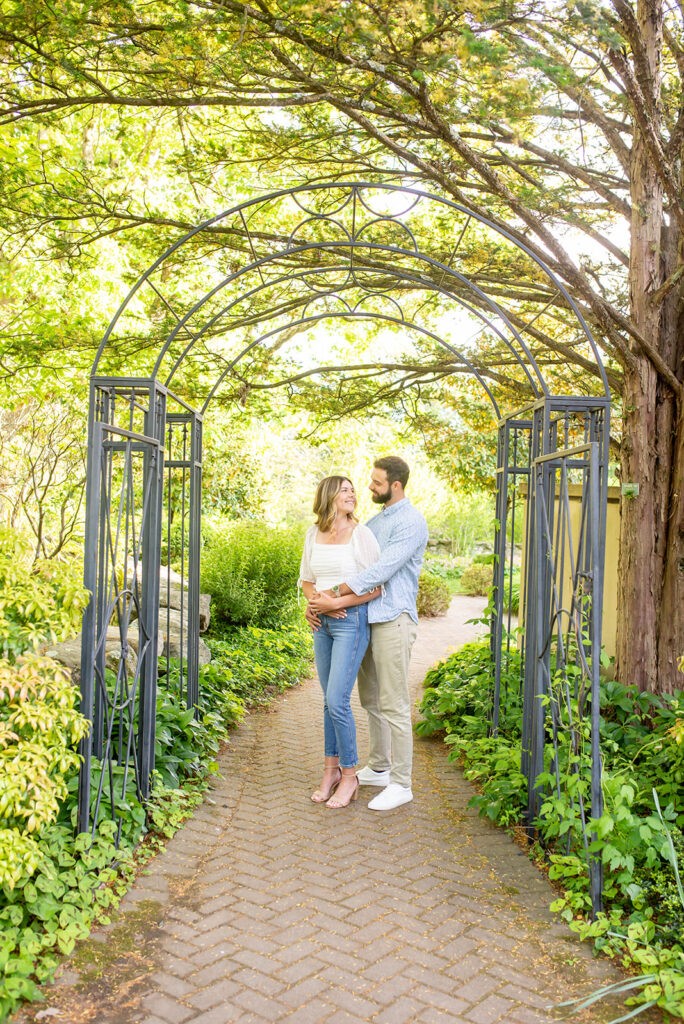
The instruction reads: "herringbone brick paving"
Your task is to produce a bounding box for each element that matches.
[15,597,658,1024]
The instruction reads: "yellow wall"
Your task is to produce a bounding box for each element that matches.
[518,484,620,658]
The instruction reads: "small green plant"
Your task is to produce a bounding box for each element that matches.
[0,819,134,1017]
[558,791,684,1022]
[417,570,451,617]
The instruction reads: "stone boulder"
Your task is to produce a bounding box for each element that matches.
[44,566,212,683]
[159,588,211,632]
[43,638,82,682]
[162,633,212,667]
[44,623,155,684]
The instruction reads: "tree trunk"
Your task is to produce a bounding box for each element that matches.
[617,361,684,694]
[658,401,684,691]
[615,0,684,694]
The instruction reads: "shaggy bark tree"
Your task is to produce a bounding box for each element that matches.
[1,0,683,690]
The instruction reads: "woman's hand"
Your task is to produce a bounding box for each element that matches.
[304,604,321,632]
[308,589,346,616]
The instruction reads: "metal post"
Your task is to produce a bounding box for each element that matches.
[78,388,103,834]
[521,404,543,791]
[492,422,509,735]
[186,414,203,709]
[527,457,548,829]
[589,440,604,915]
[137,385,166,799]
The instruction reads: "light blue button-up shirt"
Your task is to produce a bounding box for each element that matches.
[347,498,428,624]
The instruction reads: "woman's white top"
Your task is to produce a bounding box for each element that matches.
[298,523,380,590]
[309,543,360,591]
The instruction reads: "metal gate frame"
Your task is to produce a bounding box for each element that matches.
[79,182,612,911]
[490,395,610,915]
[78,378,165,842]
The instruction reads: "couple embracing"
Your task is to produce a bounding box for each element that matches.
[298,456,428,811]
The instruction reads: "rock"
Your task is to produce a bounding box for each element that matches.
[45,626,142,683]
[43,638,82,681]
[158,608,188,635]
[127,560,185,587]
[102,626,138,678]
[44,596,210,686]
[125,623,162,663]
[159,587,211,632]
[162,633,211,666]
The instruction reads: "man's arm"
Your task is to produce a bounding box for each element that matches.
[307,586,381,614]
[344,518,428,594]
[302,580,347,626]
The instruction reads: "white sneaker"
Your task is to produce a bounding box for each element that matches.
[368,783,413,810]
[356,766,390,786]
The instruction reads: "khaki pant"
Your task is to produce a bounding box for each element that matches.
[357,613,417,789]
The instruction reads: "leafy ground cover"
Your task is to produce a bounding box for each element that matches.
[417,639,684,1021]
[0,532,314,1022]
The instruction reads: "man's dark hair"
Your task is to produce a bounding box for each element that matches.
[374,456,410,489]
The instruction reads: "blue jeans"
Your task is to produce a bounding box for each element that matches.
[313,605,370,768]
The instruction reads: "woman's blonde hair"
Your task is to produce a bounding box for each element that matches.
[313,476,358,534]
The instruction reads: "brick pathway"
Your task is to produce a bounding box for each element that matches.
[18,597,652,1024]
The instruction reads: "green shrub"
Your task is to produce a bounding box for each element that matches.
[0,528,88,660]
[417,639,523,741]
[0,655,89,888]
[459,561,493,597]
[417,571,451,617]
[201,521,304,627]
[161,516,221,568]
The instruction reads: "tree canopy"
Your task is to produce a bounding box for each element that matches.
[0,0,682,690]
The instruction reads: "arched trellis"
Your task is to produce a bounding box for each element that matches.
[79,182,610,913]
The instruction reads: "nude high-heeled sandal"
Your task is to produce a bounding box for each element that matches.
[311,762,342,803]
[325,769,359,809]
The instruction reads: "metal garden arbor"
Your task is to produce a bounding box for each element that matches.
[79,182,610,913]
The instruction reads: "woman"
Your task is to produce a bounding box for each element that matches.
[298,475,380,808]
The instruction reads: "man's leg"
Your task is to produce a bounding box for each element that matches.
[370,613,417,789]
[357,639,391,772]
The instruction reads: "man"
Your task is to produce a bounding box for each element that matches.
[307,456,428,810]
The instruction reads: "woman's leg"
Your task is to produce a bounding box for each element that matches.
[311,621,341,801]
[313,621,338,758]
[324,607,370,806]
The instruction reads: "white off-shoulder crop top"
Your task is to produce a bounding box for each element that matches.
[298,523,380,590]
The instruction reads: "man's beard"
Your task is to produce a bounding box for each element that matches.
[371,487,392,504]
